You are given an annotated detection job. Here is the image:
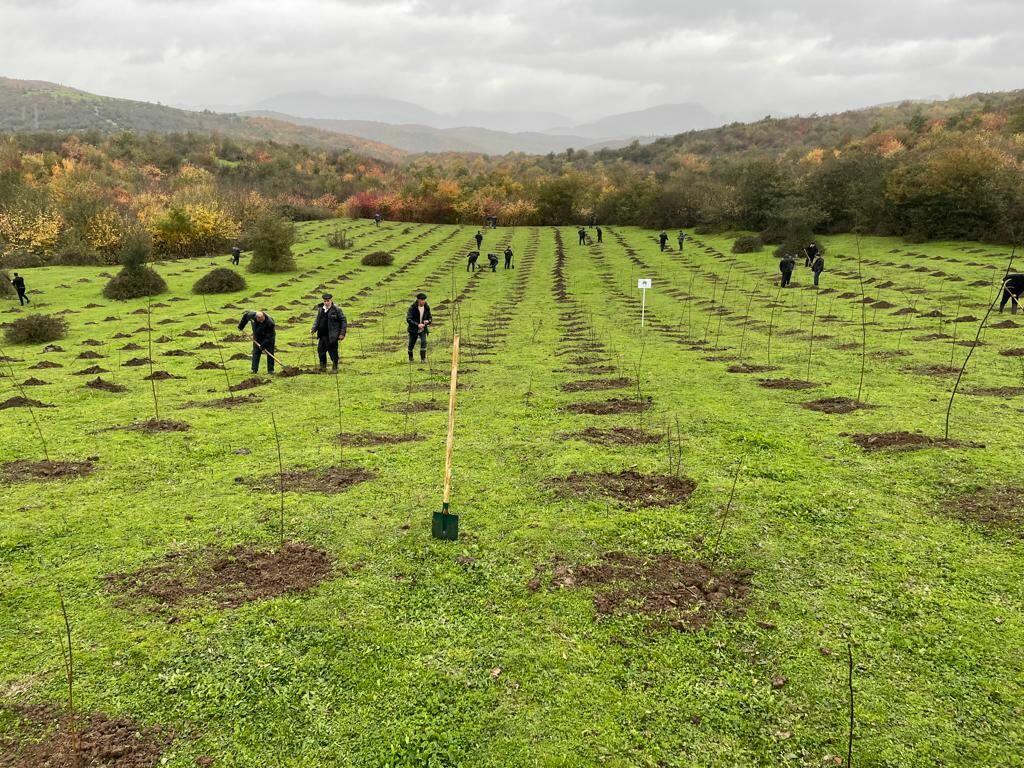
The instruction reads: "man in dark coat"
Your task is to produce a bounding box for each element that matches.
[596,226,603,243]
[467,251,480,271]
[487,252,499,272]
[238,310,276,374]
[659,231,669,252]
[374,212,382,227]
[504,246,514,269]
[811,253,825,286]
[231,246,241,266]
[999,274,1024,314]
[578,227,587,245]
[406,293,432,362]
[779,254,796,287]
[11,273,28,305]
[310,293,347,371]
[677,231,686,251]
[475,230,484,249]
[804,241,820,268]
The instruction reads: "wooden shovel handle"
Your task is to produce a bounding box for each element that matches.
[443,335,460,505]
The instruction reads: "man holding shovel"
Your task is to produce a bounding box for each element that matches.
[238,310,277,374]
[406,292,432,362]
[311,293,347,372]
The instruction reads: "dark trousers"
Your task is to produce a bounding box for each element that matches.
[232,256,239,265]
[781,270,793,287]
[317,337,339,367]
[17,290,28,305]
[578,234,585,245]
[678,241,684,251]
[660,241,667,251]
[597,233,603,243]
[1000,288,1020,313]
[467,259,477,271]
[408,330,427,360]
[489,261,497,272]
[252,343,275,373]
[813,271,821,286]
[504,255,513,269]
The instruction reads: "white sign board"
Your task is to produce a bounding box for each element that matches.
[637,278,652,289]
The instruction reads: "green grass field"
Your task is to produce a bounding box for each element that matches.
[1,220,1022,767]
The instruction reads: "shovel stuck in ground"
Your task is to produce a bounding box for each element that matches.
[433,334,460,541]
[250,334,289,372]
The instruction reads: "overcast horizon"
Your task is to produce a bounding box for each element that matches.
[1,0,1022,127]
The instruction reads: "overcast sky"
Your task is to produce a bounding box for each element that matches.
[1,0,1022,123]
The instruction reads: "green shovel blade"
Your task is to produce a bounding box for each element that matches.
[432,502,459,541]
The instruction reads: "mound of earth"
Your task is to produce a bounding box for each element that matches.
[181,394,261,409]
[848,432,982,452]
[536,552,752,631]
[142,371,182,381]
[1,459,95,482]
[800,397,874,414]
[384,401,444,413]
[999,348,1024,357]
[912,364,959,376]
[74,365,109,376]
[245,466,376,494]
[726,363,780,374]
[559,378,632,392]
[566,398,651,415]
[129,419,191,433]
[941,488,1023,533]
[967,386,1024,397]
[122,357,150,367]
[758,378,819,390]
[76,350,104,360]
[28,361,62,369]
[194,361,224,370]
[551,470,695,508]
[277,366,321,378]
[566,427,663,445]
[336,432,425,447]
[990,320,1021,329]
[0,396,53,410]
[229,377,269,392]
[86,377,127,393]
[105,541,334,610]
[20,377,47,386]
[0,706,170,768]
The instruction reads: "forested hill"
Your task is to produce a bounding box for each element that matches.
[0,78,405,161]
[595,89,1024,163]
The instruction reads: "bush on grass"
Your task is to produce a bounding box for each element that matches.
[248,216,296,273]
[4,314,69,345]
[103,231,168,300]
[732,235,764,254]
[193,267,247,294]
[361,251,393,266]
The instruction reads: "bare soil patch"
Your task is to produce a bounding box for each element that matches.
[559,377,632,392]
[0,706,170,768]
[726,363,780,374]
[1,459,95,482]
[550,470,695,507]
[122,357,150,367]
[142,371,182,381]
[86,377,127,393]
[912,364,959,377]
[941,488,1024,533]
[181,394,261,409]
[566,398,652,415]
[20,377,47,386]
[990,319,1021,329]
[565,427,664,445]
[229,377,269,392]
[74,365,109,376]
[128,419,191,433]
[0,397,53,410]
[194,361,225,370]
[800,397,875,414]
[245,466,376,494]
[758,378,819,390]
[76,351,103,360]
[277,366,320,378]
[848,432,981,452]
[999,348,1024,357]
[967,386,1024,397]
[28,361,61,370]
[104,541,335,610]
[336,431,425,447]
[384,401,443,413]
[538,552,751,631]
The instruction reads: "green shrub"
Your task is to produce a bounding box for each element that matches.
[248,216,296,273]
[103,231,168,300]
[773,237,822,259]
[4,314,68,344]
[732,235,764,254]
[193,267,247,294]
[361,250,394,266]
[327,228,354,249]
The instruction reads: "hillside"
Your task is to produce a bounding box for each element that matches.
[0,78,405,161]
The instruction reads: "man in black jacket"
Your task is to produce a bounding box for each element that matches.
[578,226,587,245]
[310,293,347,372]
[406,292,432,362]
[504,246,514,269]
[467,251,479,272]
[659,231,669,252]
[779,254,796,287]
[231,246,241,266]
[596,226,603,243]
[11,273,28,305]
[804,241,820,268]
[487,252,499,272]
[999,274,1024,314]
[238,310,276,374]
[475,230,484,250]
[811,253,825,286]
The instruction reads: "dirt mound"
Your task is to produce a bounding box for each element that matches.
[566,398,651,415]
[229,377,269,392]
[161,349,192,357]
[870,300,896,309]
[384,401,444,413]
[566,427,664,445]
[990,319,1021,329]
[120,343,144,351]
[0,706,170,768]
[196,341,221,350]
[726,363,780,374]
[76,350,104,360]
[142,371,181,381]
[28,361,62,369]
[181,394,261,409]
[20,377,48,386]
[1,459,95,482]
[999,348,1024,357]
[246,466,376,494]
[551,470,695,507]
[0,396,53,410]
[122,357,150,367]
[758,378,819,390]
[912,364,958,376]
[559,378,632,392]
[276,366,320,378]
[848,432,981,452]
[913,333,951,341]
[105,541,334,610]
[336,432,425,447]
[86,377,127,393]
[967,386,1024,397]
[953,315,979,323]
[74,365,109,375]
[129,419,191,433]
[537,552,751,631]
[800,397,874,414]
[194,361,224,370]
[941,488,1023,533]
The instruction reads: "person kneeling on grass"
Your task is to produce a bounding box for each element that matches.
[311,293,347,372]
[998,274,1024,314]
[488,252,499,272]
[406,292,432,362]
[467,251,480,271]
[238,310,276,374]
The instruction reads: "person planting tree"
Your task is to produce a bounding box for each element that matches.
[677,230,686,251]
[998,273,1024,314]
[238,310,277,374]
[475,230,484,250]
[467,250,480,271]
[311,293,347,372]
[659,231,669,252]
[578,226,587,245]
[805,241,820,268]
[406,292,432,362]
[779,253,796,288]
[11,273,28,305]
[811,252,825,286]
[504,246,514,269]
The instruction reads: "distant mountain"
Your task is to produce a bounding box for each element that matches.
[247,91,444,126]
[554,103,721,139]
[243,110,611,155]
[0,78,405,161]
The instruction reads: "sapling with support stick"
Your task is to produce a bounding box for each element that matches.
[57,587,82,766]
[847,641,856,768]
[948,294,962,370]
[271,411,286,547]
[855,235,868,404]
[0,344,49,460]
[201,295,233,394]
[146,298,159,419]
[806,285,820,379]
[433,334,461,541]
[709,451,746,569]
[766,284,785,365]
[737,279,760,363]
